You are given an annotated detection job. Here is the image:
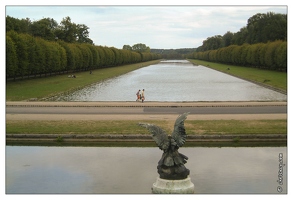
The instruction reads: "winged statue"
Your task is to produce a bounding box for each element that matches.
[139,112,190,180]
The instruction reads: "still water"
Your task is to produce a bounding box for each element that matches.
[6,146,287,194]
[54,60,287,101]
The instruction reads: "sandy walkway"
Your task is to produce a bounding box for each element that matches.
[6,101,287,121]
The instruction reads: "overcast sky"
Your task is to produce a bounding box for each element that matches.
[4,2,289,50]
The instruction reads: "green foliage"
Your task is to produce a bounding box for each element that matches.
[25,35,38,76]
[6,36,18,78]
[239,43,249,66]
[122,45,132,51]
[57,41,74,71]
[6,31,161,80]
[102,47,115,66]
[246,43,260,66]
[7,15,93,45]
[56,136,64,142]
[194,12,286,53]
[34,38,46,75]
[201,35,223,51]
[6,16,31,33]
[233,137,240,143]
[111,47,123,66]
[30,17,58,41]
[76,44,93,70]
[86,44,99,69]
[274,41,287,71]
[222,31,234,47]
[246,12,287,43]
[264,41,280,70]
[96,46,106,67]
[131,43,150,53]
[189,41,287,72]
[7,31,29,77]
[57,43,67,72]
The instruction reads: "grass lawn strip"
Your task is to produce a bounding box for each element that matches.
[188,59,287,93]
[6,119,287,135]
[6,60,160,101]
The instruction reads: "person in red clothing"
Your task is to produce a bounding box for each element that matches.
[136,89,141,101]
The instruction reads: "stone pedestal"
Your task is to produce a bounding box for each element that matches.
[152,176,194,194]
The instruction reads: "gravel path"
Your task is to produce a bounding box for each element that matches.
[6,101,287,121]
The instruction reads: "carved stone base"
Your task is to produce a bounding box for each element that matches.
[152,176,194,194]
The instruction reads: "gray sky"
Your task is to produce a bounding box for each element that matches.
[4,2,288,50]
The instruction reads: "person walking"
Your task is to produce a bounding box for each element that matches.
[141,89,145,103]
[136,89,141,101]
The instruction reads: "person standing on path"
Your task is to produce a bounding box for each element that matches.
[141,89,145,103]
[136,89,141,101]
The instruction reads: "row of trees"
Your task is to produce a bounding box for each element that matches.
[6,16,94,44]
[187,12,287,72]
[6,31,161,79]
[196,12,287,52]
[187,40,287,71]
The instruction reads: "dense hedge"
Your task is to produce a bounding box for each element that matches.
[6,31,161,79]
[187,40,287,71]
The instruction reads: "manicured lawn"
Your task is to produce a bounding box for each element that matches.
[188,59,287,91]
[6,60,160,101]
[6,119,287,135]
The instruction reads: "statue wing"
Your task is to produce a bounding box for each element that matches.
[138,123,169,151]
[171,112,189,147]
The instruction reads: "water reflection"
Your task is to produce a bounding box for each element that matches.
[54,60,286,101]
[6,146,287,194]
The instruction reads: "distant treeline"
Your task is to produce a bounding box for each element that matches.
[6,31,161,80]
[151,48,196,59]
[187,40,287,71]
